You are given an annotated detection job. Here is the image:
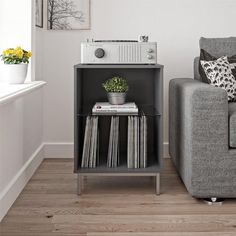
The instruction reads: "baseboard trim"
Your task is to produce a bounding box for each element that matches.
[43,142,170,159]
[0,143,44,222]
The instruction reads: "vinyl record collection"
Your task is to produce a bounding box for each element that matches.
[127,115,147,168]
[81,116,99,168]
[81,105,147,169]
[107,116,120,167]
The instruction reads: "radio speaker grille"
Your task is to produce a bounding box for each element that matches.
[119,44,141,62]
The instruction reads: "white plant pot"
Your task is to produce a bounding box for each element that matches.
[107,92,126,105]
[3,64,28,84]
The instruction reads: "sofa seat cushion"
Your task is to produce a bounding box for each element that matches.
[228,102,236,147]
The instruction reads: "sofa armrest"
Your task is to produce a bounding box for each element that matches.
[169,78,229,196]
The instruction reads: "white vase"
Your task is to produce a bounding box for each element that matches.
[107,92,126,105]
[3,64,28,84]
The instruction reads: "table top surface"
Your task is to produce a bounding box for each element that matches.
[74,64,164,69]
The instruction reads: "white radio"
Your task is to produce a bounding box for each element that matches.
[81,40,157,64]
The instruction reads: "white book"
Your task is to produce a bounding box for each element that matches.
[93,108,138,112]
[94,107,138,111]
[93,112,139,116]
[93,108,138,114]
[94,102,137,109]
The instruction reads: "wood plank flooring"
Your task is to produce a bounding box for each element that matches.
[1,159,236,235]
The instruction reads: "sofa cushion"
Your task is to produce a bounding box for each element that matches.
[200,37,236,58]
[228,103,236,147]
[199,49,236,83]
[194,37,236,81]
[194,57,201,81]
[200,56,236,102]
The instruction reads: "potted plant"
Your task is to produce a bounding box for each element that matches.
[0,46,32,84]
[102,76,129,105]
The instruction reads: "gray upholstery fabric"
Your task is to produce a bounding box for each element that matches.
[193,57,201,81]
[200,37,236,57]
[229,103,236,147]
[169,78,236,198]
[169,37,236,198]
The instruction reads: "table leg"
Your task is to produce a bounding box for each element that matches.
[77,175,83,195]
[156,173,160,195]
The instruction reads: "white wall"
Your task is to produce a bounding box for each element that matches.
[0,89,44,221]
[35,28,44,81]
[0,0,45,221]
[0,0,34,82]
[40,0,236,147]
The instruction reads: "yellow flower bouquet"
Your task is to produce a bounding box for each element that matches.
[0,46,32,64]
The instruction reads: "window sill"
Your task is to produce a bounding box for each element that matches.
[0,81,46,106]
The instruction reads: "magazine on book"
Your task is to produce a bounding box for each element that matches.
[94,102,137,109]
[92,102,138,115]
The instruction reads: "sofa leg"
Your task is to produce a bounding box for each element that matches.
[203,197,224,205]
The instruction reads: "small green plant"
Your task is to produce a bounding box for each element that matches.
[102,76,129,93]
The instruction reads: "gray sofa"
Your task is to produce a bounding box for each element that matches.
[169,37,236,199]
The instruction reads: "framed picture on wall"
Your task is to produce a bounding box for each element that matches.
[35,0,43,28]
[47,0,90,30]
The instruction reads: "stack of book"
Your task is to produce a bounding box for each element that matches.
[81,116,99,168]
[107,116,120,167]
[127,115,147,168]
[92,102,138,115]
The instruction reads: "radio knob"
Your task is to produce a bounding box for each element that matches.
[147,54,153,60]
[95,48,105,58]
[147,48,153,53]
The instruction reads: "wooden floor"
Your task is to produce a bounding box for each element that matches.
[1,159,236,236]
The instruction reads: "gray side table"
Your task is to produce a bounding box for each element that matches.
[74,64,164,194]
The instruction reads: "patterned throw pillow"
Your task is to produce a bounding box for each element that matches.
[199,49,236,83]
[200,56,236,102]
